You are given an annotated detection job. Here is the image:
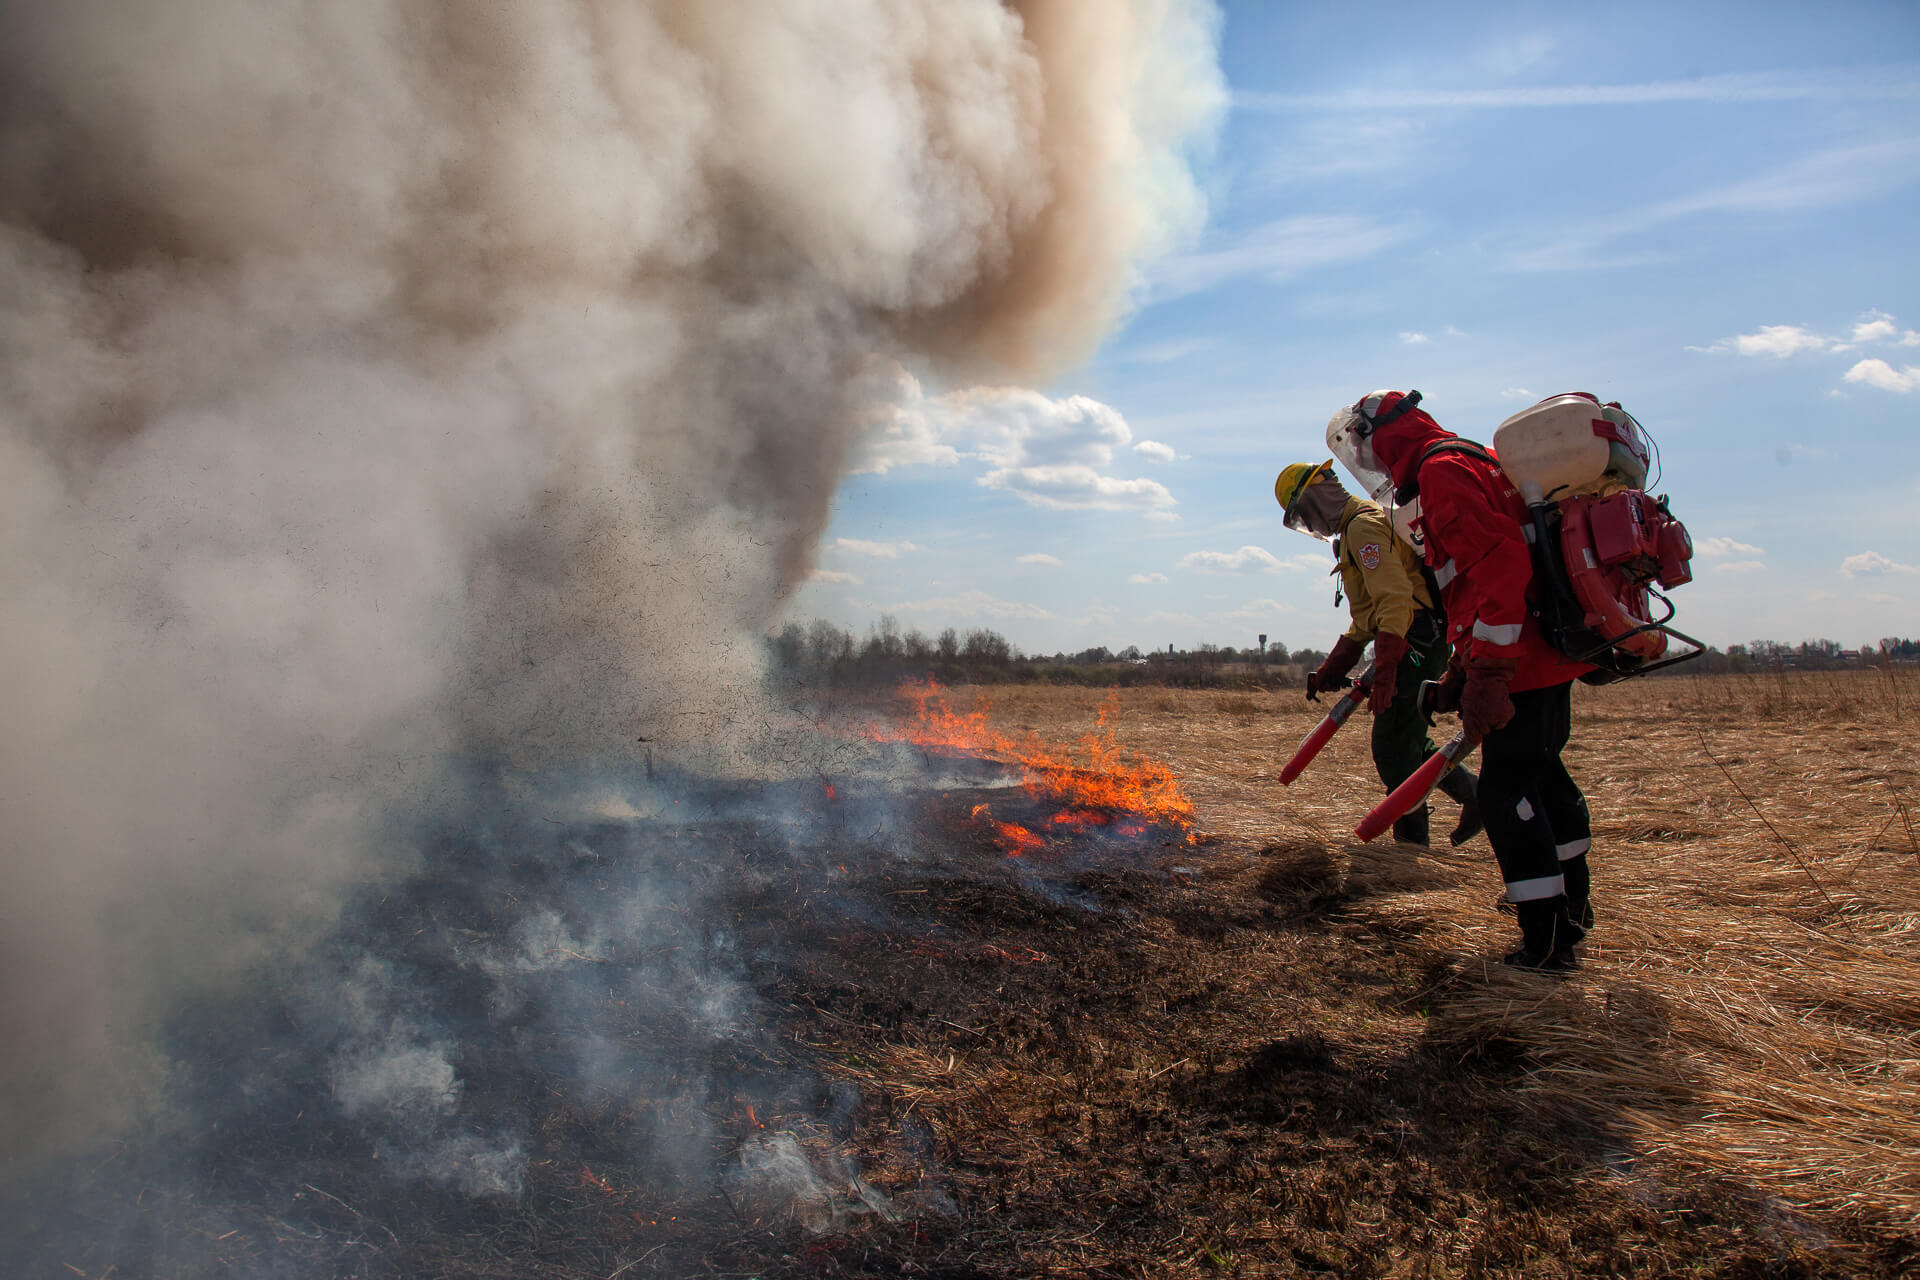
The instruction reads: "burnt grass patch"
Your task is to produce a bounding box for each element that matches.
[12,758,1914,1279]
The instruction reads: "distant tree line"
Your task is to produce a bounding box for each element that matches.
[1647,637,1919,676]
[768,619,1919,689]
[765,617,1322,690]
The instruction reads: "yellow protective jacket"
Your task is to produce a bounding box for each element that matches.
[1334,497,1435,644]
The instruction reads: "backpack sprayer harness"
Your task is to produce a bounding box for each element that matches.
[1393,402,1704,683]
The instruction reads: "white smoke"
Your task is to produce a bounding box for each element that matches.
[0,0,1224,1158]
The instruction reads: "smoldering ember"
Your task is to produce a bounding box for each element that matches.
[4,4,1918,1280]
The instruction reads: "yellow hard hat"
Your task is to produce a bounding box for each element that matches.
[1274,458,1335,517]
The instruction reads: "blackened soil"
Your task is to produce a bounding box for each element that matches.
[10,774,1912,1279]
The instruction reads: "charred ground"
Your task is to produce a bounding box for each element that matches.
[13,672,1919,1279]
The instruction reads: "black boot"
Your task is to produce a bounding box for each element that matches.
[1561,853,1593,941]
[1391,804,1430,846]
[1503,896,1579,973]
[1437,766,1482,846]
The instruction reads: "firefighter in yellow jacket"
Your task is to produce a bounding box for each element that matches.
[1275,460,1482,846]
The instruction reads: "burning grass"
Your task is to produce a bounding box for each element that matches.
[12,670,1919,1278]
[865,679,1198,854]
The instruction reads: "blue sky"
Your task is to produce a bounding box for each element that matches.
[794,0,1920,657]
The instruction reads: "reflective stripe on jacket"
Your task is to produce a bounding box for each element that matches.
[1413,447,1592,691]
[1367,412,1593,693]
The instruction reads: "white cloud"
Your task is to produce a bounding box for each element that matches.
[808,569,862,585]
[1133,440,1177,462]
[1852,312,1898,343]
[1694,536,1764,557]
[850,366,961,475]
[1687,324,1837,358]
[1841,551,1918,578]
[1846,309,1920,344]
[1716,560,1768,574]
[1176,545,1321,574]
[1129,572,1169,585]
[1148,214,1414,299]
[1499,387,1535,400]
[1736,324,1832,358]
[1016,553,1063,567]
[1693,312,1920,363]
[831,538,920,558]
[854,371,1178,516]
[981,465,1178,518]
[1844,358,1920,392]
[1180,546,1284,574]
[1399,331,1430,344]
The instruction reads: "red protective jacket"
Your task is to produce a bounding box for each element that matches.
[1369,401,1593,693]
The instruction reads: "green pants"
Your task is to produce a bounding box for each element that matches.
[1371,616,1450,793]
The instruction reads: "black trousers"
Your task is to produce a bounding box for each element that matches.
[1370,612,1448,791]
[1476,681,1591,905]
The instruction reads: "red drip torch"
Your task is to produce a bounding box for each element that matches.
[1354,728,1474,842]
[1278,661,1374,786]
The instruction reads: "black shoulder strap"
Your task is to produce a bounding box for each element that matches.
[1392,438,1496,506]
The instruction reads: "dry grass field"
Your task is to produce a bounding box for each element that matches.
[19,669,1917,1279]
[880,667,1918,1275]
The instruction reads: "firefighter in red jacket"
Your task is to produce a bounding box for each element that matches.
[1327,389,1594,971]
[1274,460,1481,847]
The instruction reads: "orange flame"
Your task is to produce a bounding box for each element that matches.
[871,680,1196,851]
[993,821,1046,856]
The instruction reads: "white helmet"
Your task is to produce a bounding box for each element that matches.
[1326,389,1426,547]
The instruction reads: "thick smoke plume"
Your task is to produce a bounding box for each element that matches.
[0,0,1222,1162]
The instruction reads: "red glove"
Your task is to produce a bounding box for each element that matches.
[1460,658,1517,740]
[1307,635,1365,701]
[1368,632,1408,714]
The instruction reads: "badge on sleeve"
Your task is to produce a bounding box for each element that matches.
[1359,542,1382,570]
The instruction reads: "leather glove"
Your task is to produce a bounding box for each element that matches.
[1308,635,1365,702]
[1368,632,1408,714]
[1460,657,1518,740]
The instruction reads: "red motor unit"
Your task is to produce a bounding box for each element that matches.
[1585,490,1693,588]
[1552,489,1697,666]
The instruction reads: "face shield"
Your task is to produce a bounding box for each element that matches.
[1327,394,1427,551]
[1325,404,1394,505]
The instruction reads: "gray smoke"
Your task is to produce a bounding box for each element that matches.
[0,0,1223,1160]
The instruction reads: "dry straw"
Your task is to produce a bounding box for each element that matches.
[999,669,1920,1230]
